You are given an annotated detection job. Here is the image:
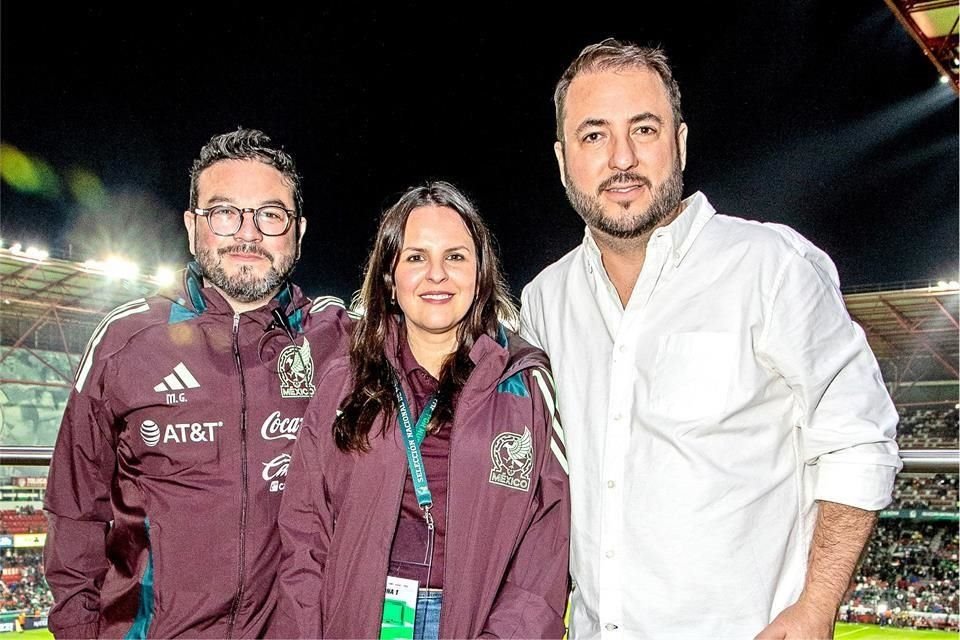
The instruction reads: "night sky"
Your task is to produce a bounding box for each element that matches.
[2,3,957,302]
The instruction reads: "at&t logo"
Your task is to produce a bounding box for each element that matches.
[139,419,223,446]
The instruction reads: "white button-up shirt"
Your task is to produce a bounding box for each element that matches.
[520,192,900,639]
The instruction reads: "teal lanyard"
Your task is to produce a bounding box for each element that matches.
[392,375,438,527]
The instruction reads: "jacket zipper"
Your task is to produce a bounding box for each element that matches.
[226,312,249,638]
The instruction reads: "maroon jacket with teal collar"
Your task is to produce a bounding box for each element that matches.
[43,263,352,638]
[277,322,571,639]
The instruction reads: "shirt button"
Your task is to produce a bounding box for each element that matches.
[613,413,623,421]
[617,344,626,353]
[605,550,615,558]
[607,480,615,488]
[605,623,619,631]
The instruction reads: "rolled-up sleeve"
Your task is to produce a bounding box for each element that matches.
[759,248,901,510]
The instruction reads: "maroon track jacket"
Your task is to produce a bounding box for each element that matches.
[43,264,352,638]
[277,323,571,638]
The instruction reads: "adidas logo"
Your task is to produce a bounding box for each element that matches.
[154,362,201,392]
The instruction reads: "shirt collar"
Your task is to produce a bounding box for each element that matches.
[581,190,716,270]
[397,327,433,380]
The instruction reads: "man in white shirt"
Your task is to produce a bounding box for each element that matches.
[520,39,901,639]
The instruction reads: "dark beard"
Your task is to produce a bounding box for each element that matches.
[195,243,295,304]
[564,153,684,240]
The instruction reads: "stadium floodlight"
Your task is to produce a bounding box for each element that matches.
[83,256,140,281]
[13,244,49,261]
[27,247,49,260]
[935,280,960,291]
[103,256,140,281]
[82,259,104,272]
[153,266,176,287]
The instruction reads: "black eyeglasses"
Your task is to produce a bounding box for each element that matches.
[193,205,298,237]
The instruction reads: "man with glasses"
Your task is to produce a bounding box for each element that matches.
[44,128,351,638]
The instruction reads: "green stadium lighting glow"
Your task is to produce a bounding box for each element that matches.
[0,144,40,193]
[66,167,107,208]
[0,143,62,199]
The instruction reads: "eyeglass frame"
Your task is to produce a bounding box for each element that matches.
[191,204,300,237]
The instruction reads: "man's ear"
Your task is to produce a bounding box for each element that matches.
[554,140,567,188]
[677,123,689,171]
[184,210,197,256]
[296,216,308,258]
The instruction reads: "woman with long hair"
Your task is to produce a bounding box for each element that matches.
[277,181,569,639]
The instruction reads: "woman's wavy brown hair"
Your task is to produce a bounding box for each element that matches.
[334,181,517,453]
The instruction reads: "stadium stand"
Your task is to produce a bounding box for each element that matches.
[0,508,46,536]
[844,519,958,629]
[0,550,53,613]
[897,407,960,449]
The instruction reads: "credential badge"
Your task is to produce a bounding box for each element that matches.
[278,337,316,399]
[489,426,534,492]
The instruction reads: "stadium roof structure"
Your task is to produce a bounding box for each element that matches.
[885,0,960,93]
[0,248,161,387]
[844,283,959,404]
[0,250,159,315]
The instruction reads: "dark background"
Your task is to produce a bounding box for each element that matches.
[2,3,957,301]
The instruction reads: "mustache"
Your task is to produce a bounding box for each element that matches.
[218,243,275,262]
[597,172,651,194]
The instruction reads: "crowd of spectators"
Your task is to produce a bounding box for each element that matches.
[0,549,53,614]
[891,473,959,511]
[896,406,959,449]
[843,519,958,628]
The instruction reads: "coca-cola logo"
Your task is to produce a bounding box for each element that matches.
[260,411,302,441]
[262,453,290,481]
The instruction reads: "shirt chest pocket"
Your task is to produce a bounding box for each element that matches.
[650,332,737,423]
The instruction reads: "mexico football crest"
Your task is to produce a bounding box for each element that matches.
[489,427,533,492]
[278,337,316,399]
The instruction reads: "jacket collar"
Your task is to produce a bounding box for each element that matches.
[582,190,716,271]
[383,317,546,394]
[166,261,309,333]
